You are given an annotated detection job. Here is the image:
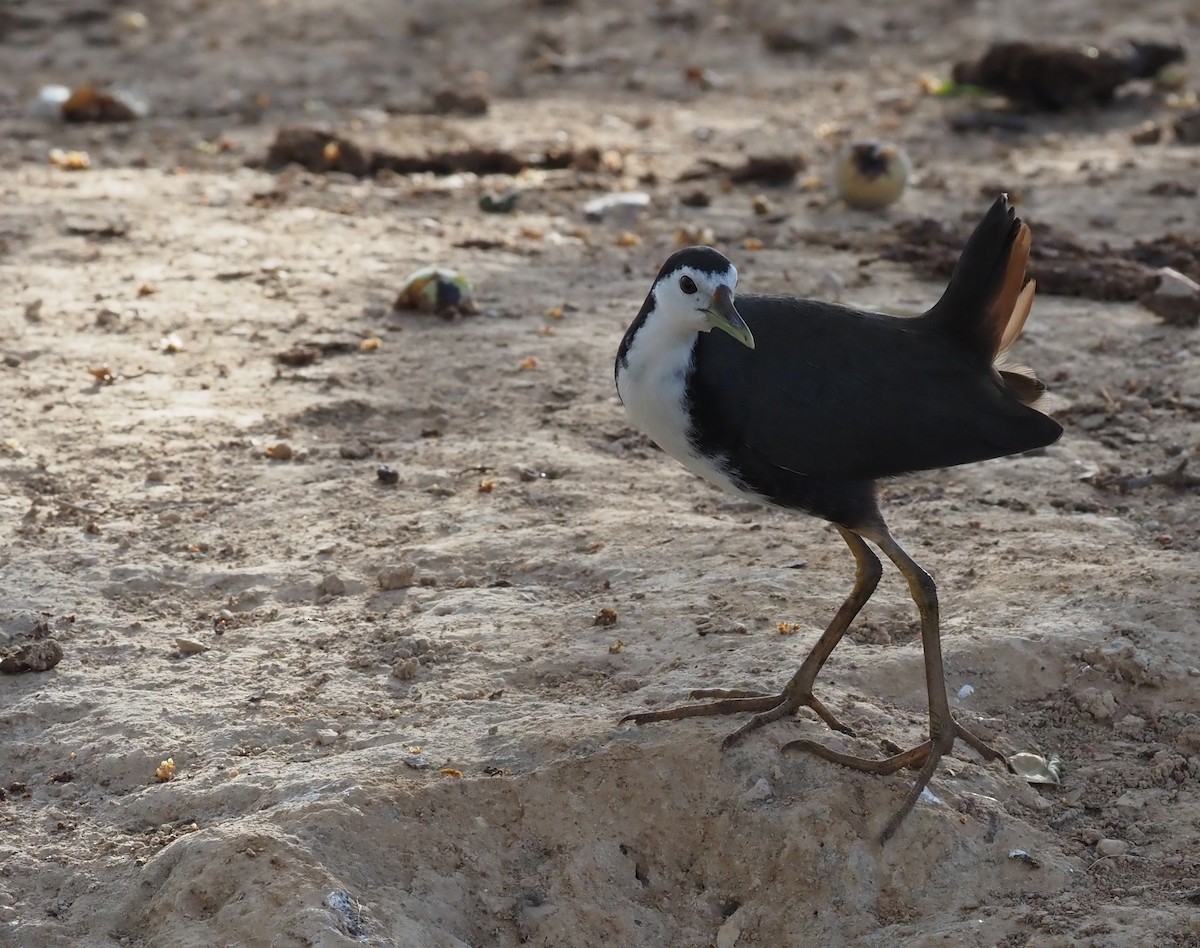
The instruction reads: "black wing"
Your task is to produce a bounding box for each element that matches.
[687,296,1062,481]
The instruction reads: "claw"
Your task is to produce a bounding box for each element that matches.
[784,715,1005,843]
[619,688,853,746]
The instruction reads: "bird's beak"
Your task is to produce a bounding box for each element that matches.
[704,285,755,349]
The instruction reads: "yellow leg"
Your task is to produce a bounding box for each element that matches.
[621,527,882,745]
[785,525,1006,843]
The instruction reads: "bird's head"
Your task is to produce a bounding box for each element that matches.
[648,247,754,349]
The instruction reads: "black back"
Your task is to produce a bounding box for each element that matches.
[685,296,1062,500]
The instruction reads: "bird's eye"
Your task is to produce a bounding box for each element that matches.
[679,275,698,294]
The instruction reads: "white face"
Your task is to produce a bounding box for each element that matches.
[653,263,739,333]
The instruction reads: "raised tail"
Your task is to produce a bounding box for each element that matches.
[924,195,1046,404]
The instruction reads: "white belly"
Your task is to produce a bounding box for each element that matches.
[616,331,758,500]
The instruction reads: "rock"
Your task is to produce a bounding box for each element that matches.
[314,729,339,746]
[174,637,208,655]
[1116,713,1147,735]
[716,908,743,948]
[393,658,420,680]
[0,639,64,674]
[318,574,347,597]
[741,778,773,803]
[1096,837,1129,857]
[1130,121,1163,145]
[1140,267,1200,327]
[339,442,371,460]
[378,564,416,590]
[582,191,650,223]
[1072,686,1118,720]
[1173,109,1200,145]
[817,271,845,302]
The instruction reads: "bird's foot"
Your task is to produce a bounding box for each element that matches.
[620,684,855,749]
[783,716,1006,843]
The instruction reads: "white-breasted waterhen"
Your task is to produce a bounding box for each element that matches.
[614,195,1062,841]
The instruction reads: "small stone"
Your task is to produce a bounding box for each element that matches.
[376,464,400,485]
[741,778,773,803]
[378,564,416,590]
[1173,109,1200,145]
[0,639,64,674]
[314,729,339,746]
[1116,713,1146,735]
[393,658,420,680]
[1072,686,1118,720]
[479,190,520,213]
[1140,267,1200,327]
[318,574,347,597]
[339,442,371,460]
[265,442,293,461]
[817,271,844,302]
[174,637,208,655]
[582,191,650,223]
[1096,837,1129,857]
[1130,121,1163,145]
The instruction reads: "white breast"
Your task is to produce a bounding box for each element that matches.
[616,319,758,500]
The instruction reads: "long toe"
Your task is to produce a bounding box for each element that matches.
[620,693,787,727]
[620,688,854,745]
[784,715,1009,844]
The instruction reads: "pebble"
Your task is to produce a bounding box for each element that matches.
[314,729,339,746]
[1116,713,1146,735]
[318,574,347,597]
[393,658,420,680]
[742,777,773,803]
[582,191,650,223]
[265,442,293,461]
[174,637,208,655]
[0,639,64,674]
[816,271,844,302]
[1173,109,1200,145]
[1096,838,1129,857]
[1141,266,1200,327]
[339,442,371,460]
[378,563,416,590]
[377,464,400,485]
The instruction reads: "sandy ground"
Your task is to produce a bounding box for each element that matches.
[2,1,1200,945]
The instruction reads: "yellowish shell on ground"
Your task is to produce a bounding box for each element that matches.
[833,141,911,209]
[394,267,474,314]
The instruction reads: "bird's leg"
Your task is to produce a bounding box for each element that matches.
[783,527,1006,843]
[621,527,881,747]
